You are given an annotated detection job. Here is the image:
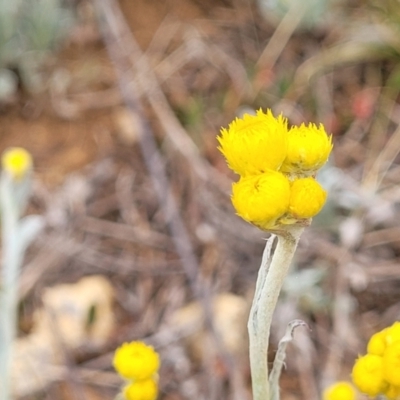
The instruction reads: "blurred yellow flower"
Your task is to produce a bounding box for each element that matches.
[1,147,32,181]
[288,177,327,219]
[352,353,386,396]
[383,341,400,386]
[368,329,389,356]
[113,341,160,381]
[231,171,291,230]
[386,322,400,346]
[322,381,356,400]
[218,109,288,176]
[367,322,400,356]
[281,123,332,174]
[123,378,158,400]
[383,383,400,400]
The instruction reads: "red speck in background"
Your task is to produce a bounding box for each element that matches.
[351,88,377,120]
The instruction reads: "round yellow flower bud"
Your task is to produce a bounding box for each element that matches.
[383,341,400,386]
[368,329,389,356]
[288,177,327,219]
[368,323,400,356]
[113,341,160,381]
[123,379,158,400]
[352,354,386,396]
[386,322,400,346]
[231,171,291,230]
[280,122,332,174]
[218,109,288,176]
[322,381,356,400]
[1,147,32,181]
[383,384,400,400]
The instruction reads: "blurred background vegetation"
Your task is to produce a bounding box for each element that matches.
[0,0,74,100]
[1,0,400,399]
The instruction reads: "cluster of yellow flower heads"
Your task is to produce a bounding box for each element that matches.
[352,321,400,399]
[113,341,160,400]
[1,147,32,181]
[218,109,332,230]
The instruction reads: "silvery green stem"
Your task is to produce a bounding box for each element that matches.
[0,153,43,399]
[0,174,27,400]
[248,226,304,400]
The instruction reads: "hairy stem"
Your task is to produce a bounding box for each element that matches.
[248,226,304,400]
[0,176,21,400]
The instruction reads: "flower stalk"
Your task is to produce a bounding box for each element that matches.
[0,148,43,400]
[0,173,21,400]
[248,227,304,400]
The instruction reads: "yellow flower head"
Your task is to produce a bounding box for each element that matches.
[218,109,288,176]
[288,177,327,219]
[231,171,291,230]
[322,381,356,400]
[1,147,32,181]
[383,384,400,400]
[386,322,400,346]
[113,341,160,381]
[367,322,400,356]
[280,123,332,174]
[123,378,158,400]
[383,341,400,386]
[368,329,389,356]
[352,353,386,396]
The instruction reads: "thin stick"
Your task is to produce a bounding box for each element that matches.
[257,3,306,69]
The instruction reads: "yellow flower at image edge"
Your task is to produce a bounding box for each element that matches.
[1,147,32,180]
[124,379,158,400]
[322,381,356,400]
[113,341,160,381]
[218,109,288,176]
[383,341,400,386]
[288,177,327,219]
[367,321,400,356]
[384,383,400,400]
[231,171,290,230]
[368,329,389,356]
[281,122,332,174]
[352,353,386,396]
[385,321,400,346]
